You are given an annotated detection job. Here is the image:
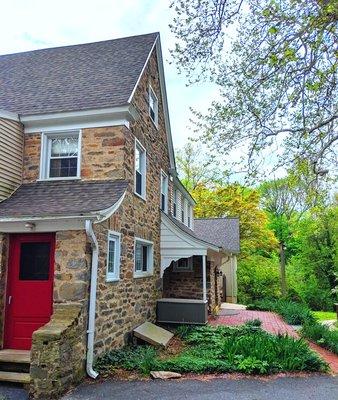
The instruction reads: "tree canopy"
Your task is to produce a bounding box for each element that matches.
[170,0,338,179]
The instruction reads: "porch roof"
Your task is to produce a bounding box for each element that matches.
[0,179,128,220]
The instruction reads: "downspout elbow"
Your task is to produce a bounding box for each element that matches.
[85,219,99,379]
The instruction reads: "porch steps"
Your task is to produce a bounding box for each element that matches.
[0,371,30,384]
[0,350,30,384]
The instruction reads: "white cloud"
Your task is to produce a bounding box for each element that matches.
[0,0,218,149]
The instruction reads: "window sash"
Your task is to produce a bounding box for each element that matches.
[106,233,120,281]
[134,239,153,277]
[135,141,146,198]
[149,86,158,126]
[160,172,168,212]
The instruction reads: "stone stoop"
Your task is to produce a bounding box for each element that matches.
[0,349,31,384]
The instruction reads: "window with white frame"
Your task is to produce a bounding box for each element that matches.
[173,189,178,218]
[160,171,168,212]
[181,193,185,222]
[188,204,193,228]
[106,231,121,281]
[135,140,146,199]
[149,86,158,127]
[134,238,153,277]
[173,257,193,272]
[41,131,81,179]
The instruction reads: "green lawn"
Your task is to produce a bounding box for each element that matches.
[312,311,336,321]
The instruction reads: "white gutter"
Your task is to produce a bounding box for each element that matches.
[85,219,99,379]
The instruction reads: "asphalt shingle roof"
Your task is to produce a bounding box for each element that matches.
[0,180,128,218]
[194,217,240,253]
[0,33,158,115]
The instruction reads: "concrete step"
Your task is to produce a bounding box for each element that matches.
[0,349,30,364]
[0,371,30,384]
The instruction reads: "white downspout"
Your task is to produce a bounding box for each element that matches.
[85,220,99,379]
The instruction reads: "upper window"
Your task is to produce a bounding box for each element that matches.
[149,86,158,127]
[160,171,168,213]
[41,131,81,180]
[173,189,178,218]
[173,257,193,272]
[188,204,193,228]
[106,231,121,282]
[181,194,185,222]
[135,139,146,199]
[134,238,154,278]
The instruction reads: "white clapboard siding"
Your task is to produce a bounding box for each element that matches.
[0,118,24,201]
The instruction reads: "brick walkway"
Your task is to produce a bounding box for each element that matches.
[210,310,338,374]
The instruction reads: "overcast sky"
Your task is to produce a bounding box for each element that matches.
[0,0,218,150]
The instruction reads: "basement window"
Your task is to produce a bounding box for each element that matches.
[134,238,154,278]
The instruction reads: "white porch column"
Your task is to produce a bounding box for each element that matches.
[202,255,207,302]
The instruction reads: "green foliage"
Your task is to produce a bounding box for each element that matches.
[248,299,315,325]
[237,254,281,304]
[312,311,337,321]
[96,324,327,376]
[302,321,338,355]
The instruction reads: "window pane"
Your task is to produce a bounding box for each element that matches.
[136,171,142,195]
[142,245,148,272]
[19,243,50,281]
[135,243,142,271]
[173,203,177,217]
[51,137,78,157]
[50,158,77,177]
[108,239,116,274]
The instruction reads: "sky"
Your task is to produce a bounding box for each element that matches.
[0,0,219,150]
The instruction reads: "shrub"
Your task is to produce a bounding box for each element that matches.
[96,324,327,376]
[302,321,338,355]
[247,299,315,325]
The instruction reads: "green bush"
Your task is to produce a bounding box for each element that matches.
[247,299,315,325]
[96,324,327,376]
[237,255,281,304]
[302,321,338,355]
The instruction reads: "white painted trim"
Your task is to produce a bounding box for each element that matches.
[39,129,82,180]
[134,237,154,278]
[202,255,207,302]
[160,169,168,213]
[134,138,147,200]
[0,109,20,122]
[128,40,158,103]
[106,231,121,282]
[22,105,135,133]
[148,84,159,128]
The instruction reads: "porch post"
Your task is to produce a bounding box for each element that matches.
[202,255,207,302]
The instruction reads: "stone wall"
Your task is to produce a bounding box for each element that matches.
[0,233,8,348]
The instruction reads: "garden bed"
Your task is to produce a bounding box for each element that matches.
[95,321,328,377]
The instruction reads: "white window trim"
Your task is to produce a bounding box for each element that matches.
[134,138,147,200]
[173,189,178,218]
[149,85,159,128]
[160,170,168,213]
[39,129,82,181]
[134,237,154,278]
[106,231,121,282]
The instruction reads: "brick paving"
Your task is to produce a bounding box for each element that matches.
[210,310,338,374]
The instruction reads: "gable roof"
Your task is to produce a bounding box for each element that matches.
[0,180,128,219]
[0,33,158,115]
[194,218,240,253]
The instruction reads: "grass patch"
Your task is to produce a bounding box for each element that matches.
[312,311,336,321]
[247,299,315,325]
[95,322,327,376]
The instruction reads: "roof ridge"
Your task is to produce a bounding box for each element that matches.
[0,32,159,57]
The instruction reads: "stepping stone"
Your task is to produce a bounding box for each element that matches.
[133,322,174,347]
[150,371,182,379]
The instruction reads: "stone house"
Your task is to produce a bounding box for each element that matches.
[0,33,239,397]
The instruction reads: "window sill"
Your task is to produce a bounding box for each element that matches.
[133,272,153,279]
[37,177,81,182]
[106,277,120,283]
[134,191,147,202]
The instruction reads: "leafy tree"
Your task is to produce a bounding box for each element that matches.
[170,0,338,178]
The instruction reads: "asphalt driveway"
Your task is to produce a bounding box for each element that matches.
[1,375,337,399]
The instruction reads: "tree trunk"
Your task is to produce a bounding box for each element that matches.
[279,241,287,297]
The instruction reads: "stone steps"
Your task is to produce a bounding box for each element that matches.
[0,371,30,384]
[0,349,31,383]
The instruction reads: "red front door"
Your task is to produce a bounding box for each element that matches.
[4,233,55,350]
